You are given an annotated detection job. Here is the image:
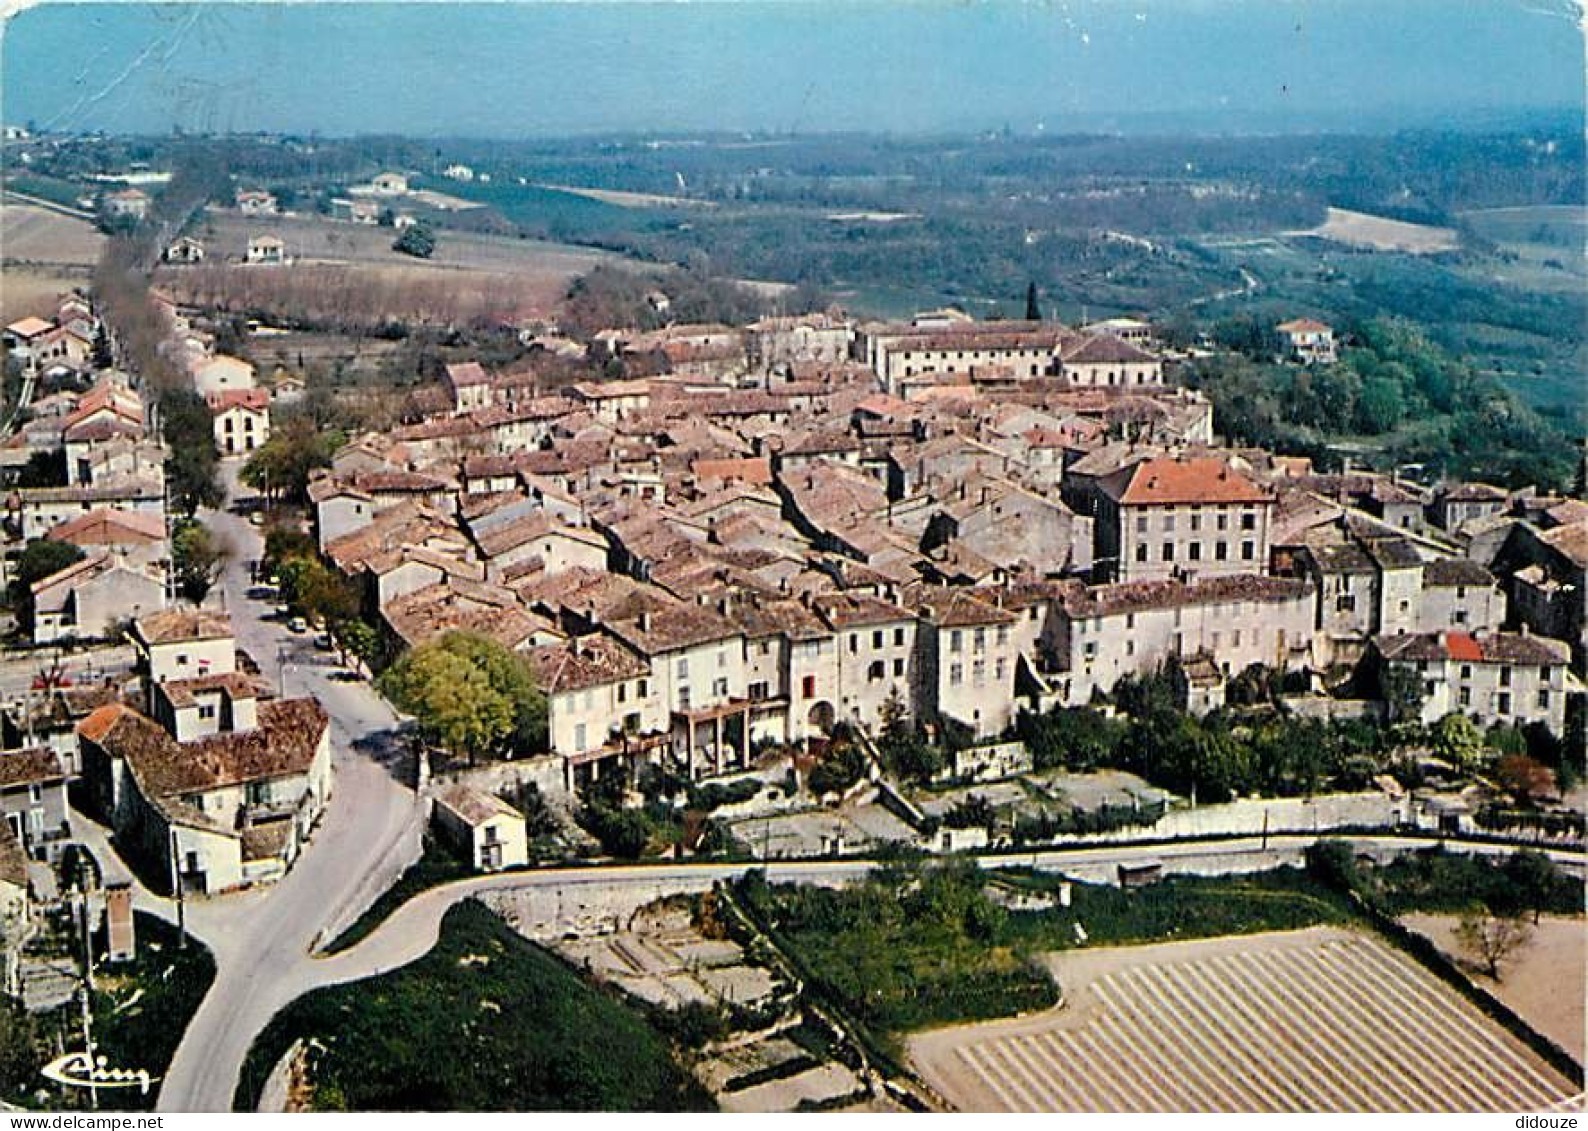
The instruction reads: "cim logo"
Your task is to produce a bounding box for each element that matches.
[41,1051,159,1095]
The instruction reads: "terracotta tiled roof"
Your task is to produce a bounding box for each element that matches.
[1060,574,1311,619]
[1102,456,1272,507]
[527,634,649,694]
[135,609,232,645]
[0,747,65,789]
[45,507,165,546]
[1377,630,1569,666]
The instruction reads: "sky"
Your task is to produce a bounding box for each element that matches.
[1,0,1583,138]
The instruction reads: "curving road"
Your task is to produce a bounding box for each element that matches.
[158,826,1583,1111]
[154,462,427,1113]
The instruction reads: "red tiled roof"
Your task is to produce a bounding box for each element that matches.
[1104,457,1272,507]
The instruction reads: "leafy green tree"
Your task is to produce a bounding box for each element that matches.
[171,520,228,606]
[241,420,346,504]
[382,646,512,765]
[1501,850,1560,925]
[379,632,546,763]
[1432,712,1487,772]
[1356,375,1406,434]
[393,222,436,259]
[158,388,223,515]
[336,619,381,670]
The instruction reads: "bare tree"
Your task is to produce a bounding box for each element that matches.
[1453,909,1533,980]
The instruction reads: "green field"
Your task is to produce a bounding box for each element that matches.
[235,901,712,1112]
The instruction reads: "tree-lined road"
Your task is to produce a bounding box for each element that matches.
[154,463,426,1114]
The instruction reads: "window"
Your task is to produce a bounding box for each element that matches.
[1241,512,1256,531]
[872,630,884,650]
[1125,640,1135,657]
[893,627,905,646]
[1499,665,1512,687]
[1241,541,1255,560]
[949,663,963,686]
[1162,514,1176,533]
[1539,665,1552,681]
[950,630,963,653]
[1190,514,1201,533]
[198,704,216,721]
[637,679,648,699]
[801,675,816,698]
[1188,542,1201,561]
[759,640,773,656]
[712,678,728,697]
[1454,610,1468,625]
[893,658,904,677]
[1136,544,1149,563]
[1497,692,1511,715]
[849,632,859,654]
[679,687,692,710]
[1459,664,1472,680]
[574,723,587,749]
[1538,690,1550,709]
[867,660,885,682]
[1162,542,1175,562]
[717,648,727,669]
[28,784,42,804]
[1211,632,1222,648]
[973,627,986,651]
[617,682,627,704]
[1135,515,1149,534]
[748,680,768,700]
[176,653,189,667]
[1459,687,1471,707]
[1217,513,1229,532]
[1125,613,1135,629]
[996,626,1008,646]
[972,660,986,686]
[1215,541,1228,561]
[677,657,689,679]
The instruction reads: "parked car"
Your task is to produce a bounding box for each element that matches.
[288,616,308,634]
[314,633,334,651]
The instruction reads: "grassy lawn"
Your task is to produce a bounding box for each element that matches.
[236,901,713,1112]
[319,837,471,956]
[737,862,1355,1044]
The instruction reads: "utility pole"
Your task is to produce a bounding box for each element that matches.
[75,886,98,1109]
[167,826,187,949]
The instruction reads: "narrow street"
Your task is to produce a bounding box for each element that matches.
[154,461,426,1113]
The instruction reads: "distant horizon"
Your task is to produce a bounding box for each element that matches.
[3,1,1583,141]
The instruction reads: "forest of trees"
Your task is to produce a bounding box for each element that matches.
[1186,316,1580,490]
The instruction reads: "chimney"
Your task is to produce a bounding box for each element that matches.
[105,883,135,962]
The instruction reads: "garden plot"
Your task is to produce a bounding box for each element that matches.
[545,900,780,1012]
[909,926,1578,1113]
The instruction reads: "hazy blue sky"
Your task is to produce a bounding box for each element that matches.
[2,1,1582,137]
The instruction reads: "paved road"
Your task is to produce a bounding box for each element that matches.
[155,461,426,1114]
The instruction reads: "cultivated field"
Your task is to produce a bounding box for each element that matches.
[909,927,1579,1113]
[196,208,613,277]
[1290,206,1460,254]
[1,201,105,264]
[1,202,103,321]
